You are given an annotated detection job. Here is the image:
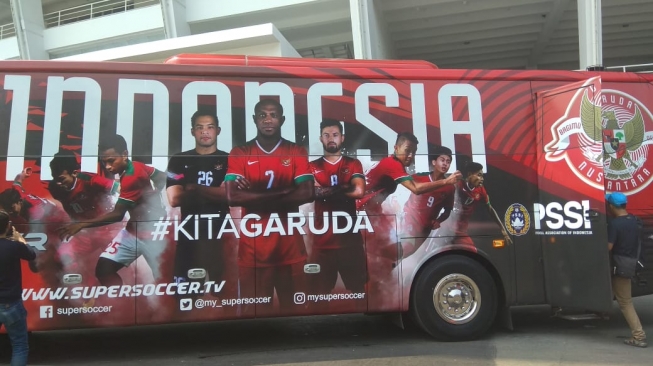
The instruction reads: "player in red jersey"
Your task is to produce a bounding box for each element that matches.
[48,149,121,282]
[356,132,461,259]
[0,168,69,281]
[309,120,366,308]
[434,161,512,250]
[225,99,314,316]
[58,134,167,286]
[399,145,457,259]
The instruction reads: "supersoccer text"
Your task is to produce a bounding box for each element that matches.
[23,281,226,301]
[3,76,488,180]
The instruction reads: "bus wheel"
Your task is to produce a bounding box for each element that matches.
[411,255,498,341]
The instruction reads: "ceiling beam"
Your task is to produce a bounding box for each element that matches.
[405,42,535,61]
[388,2,552,34]
[321,46,334,58]
[386,0,550,23]
[527,0,573,67]
[380,0,460,12]
[416,48,533,65]
[436,57,529,70]
[396,33,539,56]
[550,20,653,39]
[290,31,352,49]
[539,43,653,64]
[393,15,544,41]
[394,24,541,48]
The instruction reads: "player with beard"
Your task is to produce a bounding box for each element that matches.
[399,145,457,259]
[225,99,314,316]
[435,161,512,251]
[48,149,121,283]
[57,134,168,287]
[356,133,461,260]
[309,120,366,310]
[166,110,230,300]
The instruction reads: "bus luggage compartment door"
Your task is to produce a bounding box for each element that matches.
[533,77,613,313]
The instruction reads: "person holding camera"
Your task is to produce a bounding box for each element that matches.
[606,192,647,348]
[0,210,36,365]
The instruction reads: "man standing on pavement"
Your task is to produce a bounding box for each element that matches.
[0,210,36,366]
[606,192,647,348]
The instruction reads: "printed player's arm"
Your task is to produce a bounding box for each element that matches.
[344,176,365,199]
[192,183,227,203]
[166,185,186,208]
[280,179,315,206]
[57,202,129,240]
[400,171,461,195]
[150,169,167,191]
[224,178,292,207]
[315,185,343,199]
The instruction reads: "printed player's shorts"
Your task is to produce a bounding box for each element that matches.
[100,229,166,279]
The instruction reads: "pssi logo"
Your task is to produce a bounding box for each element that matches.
[504,203,530,236]
[533,201,592,235]
[545,81,653,195]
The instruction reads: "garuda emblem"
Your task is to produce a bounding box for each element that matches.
[580,90,649,180]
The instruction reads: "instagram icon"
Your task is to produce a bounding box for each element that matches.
[293,292,306,305]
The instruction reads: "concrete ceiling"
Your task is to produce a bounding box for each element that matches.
[378,0,653,70]
[1,0,652,70]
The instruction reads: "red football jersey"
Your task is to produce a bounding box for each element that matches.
[225,139,314,267]
[446,180,489,234]
[310,156,365,249]
[402,173,455,236]
[12,183,62,224]
[356,156,412,213]
[49,172,118,221]
[118,160,165,238]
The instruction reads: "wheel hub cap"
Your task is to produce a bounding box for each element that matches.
[433,274,481,324]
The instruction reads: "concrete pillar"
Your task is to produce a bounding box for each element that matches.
[577,0,602,70]
[10,0,48,60]
[160,0,191,38]
[349,0,393,59]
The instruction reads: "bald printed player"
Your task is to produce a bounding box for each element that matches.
[399,145,456,259]
[225,99,314,316]
[356,132,461,259]
[435,161,512,251]
[309,120,366,302]
[166,110,229,296]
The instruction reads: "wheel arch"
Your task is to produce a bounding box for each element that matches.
[404,247,507,313]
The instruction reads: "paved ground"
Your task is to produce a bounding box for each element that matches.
[2,296,652,365]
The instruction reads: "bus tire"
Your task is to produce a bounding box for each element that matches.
[411,254,498,341]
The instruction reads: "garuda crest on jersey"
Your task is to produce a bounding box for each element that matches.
[581,90,646,178]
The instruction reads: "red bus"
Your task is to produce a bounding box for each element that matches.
[1,55,652,341]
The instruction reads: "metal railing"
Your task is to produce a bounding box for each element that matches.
[0,22,16,40]
[43,0,160,28]
[605,63,653,73]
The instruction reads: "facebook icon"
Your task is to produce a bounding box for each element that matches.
[39,305,53,319]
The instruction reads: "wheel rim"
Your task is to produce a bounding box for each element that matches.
[432,273,481,324]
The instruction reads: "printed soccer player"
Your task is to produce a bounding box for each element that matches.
[0,168,69,279]
[225,99,314,316]
[48,149,121,280]
[399,145,456,259]
[166,110,230,296]
[57,134,168,287]
[356,132,461,259]
[434,161,512,250]
[309,120,366,308]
